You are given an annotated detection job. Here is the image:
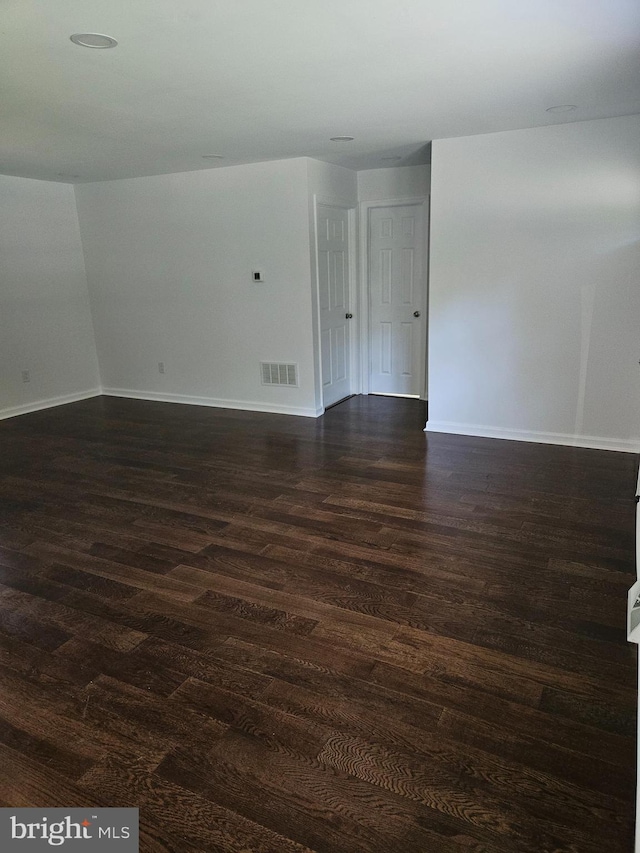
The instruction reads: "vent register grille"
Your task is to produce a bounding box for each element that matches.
[260,363,298,387]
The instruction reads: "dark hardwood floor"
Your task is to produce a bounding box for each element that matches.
[0,394,637,852]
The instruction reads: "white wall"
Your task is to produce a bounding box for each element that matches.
[427,115,640,452]
[357,165,430,202]
[308,159,358,208]
[306,159,358,409]
[0,175,100,418]
[75,158,321,417]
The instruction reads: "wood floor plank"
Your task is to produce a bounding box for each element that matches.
[260,676,632,839]
[371,659,635,770]
[81,674,229,753]
[0,584,146,651]
[0,741,103,808]
[317,733,608,853]
[169,561,412,633]
[159,734,498,853]
[22,541,204,601]
[52,636,189,697]
[0,663,166,771]
[213,637,444,730]
[0,394,636,853]
[80,757,318,853]
[437,708,635,800]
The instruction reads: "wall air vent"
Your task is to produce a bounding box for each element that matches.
[260,362,298,387]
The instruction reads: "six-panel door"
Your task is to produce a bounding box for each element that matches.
[318,204,351,408]
[369,204,425,396]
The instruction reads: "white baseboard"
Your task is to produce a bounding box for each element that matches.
[424,420,640,454]
[0,389,102,421]
[101,387,323,418]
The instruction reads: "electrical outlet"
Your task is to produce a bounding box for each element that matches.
[21,370,30,383]
[158,362,165,374]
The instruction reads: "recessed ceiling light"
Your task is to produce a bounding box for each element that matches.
[381,156,401,161]
[202,154,225,159]
[70,33,118,49]
[330,136,355,142]
[57,172,80,179]
[545,104,577,113]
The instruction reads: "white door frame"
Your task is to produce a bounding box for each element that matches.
[312,196,359,413]
[358,196,429,399]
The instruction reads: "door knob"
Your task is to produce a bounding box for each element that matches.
[413,311,421,318]
[345,313,353,319]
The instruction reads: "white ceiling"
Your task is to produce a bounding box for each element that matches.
[2,0,639,183]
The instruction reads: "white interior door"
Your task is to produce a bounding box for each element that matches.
[318,204,352,408]
[369,203,426,396]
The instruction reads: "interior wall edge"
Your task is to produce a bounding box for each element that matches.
[100,387,323,418]
[425,419,640,454]
[0,389,102,421]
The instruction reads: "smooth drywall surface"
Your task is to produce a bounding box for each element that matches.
[307,159,358,208]
[357,165,430,202]
[428,115,640,452]
[76,158,320,416]
[306,159,358,409]
[0,175,100,418]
